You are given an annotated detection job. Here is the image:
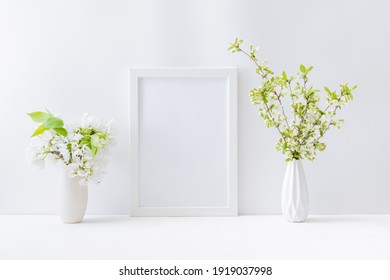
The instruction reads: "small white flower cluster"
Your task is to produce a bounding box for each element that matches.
[26,114,116,186]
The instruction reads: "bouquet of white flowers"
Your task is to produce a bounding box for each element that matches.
[26,109,116,185]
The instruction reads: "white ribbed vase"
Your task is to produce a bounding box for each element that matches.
[57,171,88,224]
[281,160,309,222]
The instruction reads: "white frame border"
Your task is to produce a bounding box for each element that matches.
[130,67,237,216]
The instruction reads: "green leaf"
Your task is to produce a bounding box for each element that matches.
[80,136,91,148]
[27,111,51,123]
[96,132,108,140]
[31,123,48,137]
[53,127,68,136]
[324,86,331,94]
[44,117,64,128]
[300,64,306,73]
[282,71,287,80]
[92,146,98,156]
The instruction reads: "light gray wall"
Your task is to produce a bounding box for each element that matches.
[0,0,388,214]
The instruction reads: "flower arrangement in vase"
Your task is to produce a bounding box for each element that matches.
[229,39,356,222]
[26,109,116,223]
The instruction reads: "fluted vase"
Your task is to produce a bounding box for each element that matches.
[281,160,309,222]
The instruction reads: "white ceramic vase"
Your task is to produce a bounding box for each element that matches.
[57,171,88,223]
[281,160,309,222]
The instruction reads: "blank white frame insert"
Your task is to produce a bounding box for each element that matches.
[130,68,237,216]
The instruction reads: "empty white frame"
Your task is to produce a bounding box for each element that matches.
[130,68,237,216]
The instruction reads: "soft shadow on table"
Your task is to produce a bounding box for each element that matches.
[83,216,126,224]
[306,216,374,224]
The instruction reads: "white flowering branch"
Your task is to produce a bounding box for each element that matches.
[229,38,356,161]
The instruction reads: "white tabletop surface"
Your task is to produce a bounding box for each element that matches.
[1,215,389,259]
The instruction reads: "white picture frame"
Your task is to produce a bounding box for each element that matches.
[130,68,237,216]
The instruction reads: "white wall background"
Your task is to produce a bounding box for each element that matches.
[0,0,389,215]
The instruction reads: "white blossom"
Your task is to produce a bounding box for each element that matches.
[58,144,70,162]
[45,153,57,165]
[73,133,83,142]
[26,113,115,185]
[79,179,88,186]
[42,130,53,141]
